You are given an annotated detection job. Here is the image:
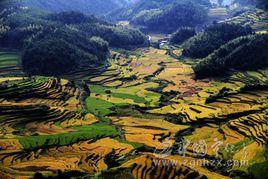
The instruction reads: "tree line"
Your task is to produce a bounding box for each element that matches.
[193,34,268,78]
[0,6,148,76]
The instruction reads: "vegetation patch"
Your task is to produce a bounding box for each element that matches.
[0,50,23,77]
[193,34,268,78]
[86,97,115,117]
[182,23,252,58]
[19,123,118,150]
[249,161,268,179]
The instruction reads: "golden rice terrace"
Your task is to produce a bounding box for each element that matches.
[0,47,267,178]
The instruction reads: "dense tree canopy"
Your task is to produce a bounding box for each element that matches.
[4,0,133,16]
[193,34,268,78]
[0,19,9,38]
[22,38,78,75]
[170,27,196,44]
[234,0,268,9]
[22,34,109,76]
[182,23,253,58]
[78,23,148,48]
[130,1,208,32]
[47,11,100,24]
[109,0,210,33]
[0,8,148,48]
[0,7,148,49]
[0,5,148,76]
[255,0,268,10]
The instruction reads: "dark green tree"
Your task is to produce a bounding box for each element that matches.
[182,23,252,58]
[193,34,268,78]
[170,27,196,44]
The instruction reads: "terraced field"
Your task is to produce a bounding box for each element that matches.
[208,7,268,33]
[209,7,229,21]
[0,47,267,178]
[0,51,24,77]
[222,8,268,32]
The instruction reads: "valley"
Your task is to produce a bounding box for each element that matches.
[0,46,267,178]
[0,0,267,178]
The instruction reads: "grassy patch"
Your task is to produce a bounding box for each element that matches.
[222,138,253,160]
[90,85,111,94]
[86,97,114,117]
[19,123,118,150]
[111,93,147,104]
[90,85,149,104]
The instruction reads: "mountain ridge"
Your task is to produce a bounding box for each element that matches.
[3,0,135,16]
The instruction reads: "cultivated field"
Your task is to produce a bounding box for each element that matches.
[0,47,267,178]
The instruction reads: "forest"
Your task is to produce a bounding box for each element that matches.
[170,27,196,44]
[110,0,210,32]
[182,23,253,58]
[0,7,148,76]
[0,0,133,15]
[193,34,268,78]
[130,1,208,32]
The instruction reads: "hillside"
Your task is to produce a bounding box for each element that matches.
[182,23,253,58]
[0,6,148,77]
[193,34,268,78]
[1,0,134,16]
[109,0,211,32]
[234,0,268,9]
